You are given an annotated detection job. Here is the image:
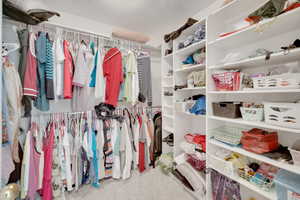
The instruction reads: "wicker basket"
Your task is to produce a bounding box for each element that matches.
[212,102,242,118]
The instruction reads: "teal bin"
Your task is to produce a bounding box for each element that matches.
[274,170,300,200]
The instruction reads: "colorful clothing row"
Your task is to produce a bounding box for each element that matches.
[19,110,155,199]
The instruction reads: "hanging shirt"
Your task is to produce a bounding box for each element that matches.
[111,120,121,179]
[23,32,38,98]
[35,32,49,111]
[94,50,105,102]
[124,50,139,104]
[45,38,55,100]
[137,55,152,105]
[27,130,41,200]
[20,131,31,199]
[122,121,133,180]
[63,127,73,191]
[42,124,55,200]
[55,37,65,98]
[103,48,123,107]
[73,43,88,87]
[63,40,74,99]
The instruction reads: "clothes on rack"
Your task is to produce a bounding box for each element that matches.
[2,22,151,116]
[12,107,158,199]
[137,53,152,106]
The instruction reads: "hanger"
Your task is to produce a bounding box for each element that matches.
[2,43,20,56]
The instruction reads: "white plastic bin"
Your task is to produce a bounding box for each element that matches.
[264,102,300,129]
[274,170,300,200]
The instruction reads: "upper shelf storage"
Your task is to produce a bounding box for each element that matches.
[207,0,269,42]
[208,8,300,49]
[174,40,206,57]
[209,48,300,70]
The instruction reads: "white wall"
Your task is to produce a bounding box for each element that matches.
[193,0,224,20]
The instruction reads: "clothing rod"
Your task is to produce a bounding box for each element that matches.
[28,106,160,117]
[3,16,157,51]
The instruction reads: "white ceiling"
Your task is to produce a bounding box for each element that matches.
[28,0,215,44]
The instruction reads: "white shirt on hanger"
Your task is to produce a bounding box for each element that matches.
[122,121,133,180]
[95,49,106,102]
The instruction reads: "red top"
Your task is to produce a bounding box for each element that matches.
[63,40,74,99]
[103,48,123,107]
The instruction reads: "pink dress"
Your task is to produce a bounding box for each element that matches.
[27,125,41,200]
[63,40,74,99]
[42,123,55,200]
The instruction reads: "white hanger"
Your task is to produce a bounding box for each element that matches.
[2,43,20,56]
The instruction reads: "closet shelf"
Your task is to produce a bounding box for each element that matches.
[176,87,206,92]
[163,126,174,133]
[163,54,173,64]
[208,116,300,134]
[163,85,173,88]
[179,112,206,119]
[208,161,277,200]
[208,8,300,49]
[175,64,206,73]
[208,48,300,70]
[174,40,206,56]
[208,88,300,94]
[163,105,173,109]
[209,0,267,20]
[163,75,173,79]
[163,114,174,120]
[209,139,300,176]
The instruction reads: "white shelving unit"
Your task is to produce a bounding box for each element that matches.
[206,1,300,200]
[162,17,207,200]
[161,38,175,154]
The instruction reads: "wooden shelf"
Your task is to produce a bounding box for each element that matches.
[163,126,174,133]
[208,116,300,134]
[176,87,206,92]
[175,64,206,73]
[208,48,300,70]
[179,112,206,118]
[163,114,174,120]
[208,159,277,200]
[208,8,300,49]
[174,40,206,57]
[209,139,300,176]
[208,88,300,94]
[163,105,173,109]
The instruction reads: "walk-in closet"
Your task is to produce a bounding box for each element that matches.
[1,0,300,200]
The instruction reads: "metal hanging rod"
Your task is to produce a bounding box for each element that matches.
[3,16,154,51]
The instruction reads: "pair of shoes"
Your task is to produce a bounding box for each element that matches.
[174,85,187,91]
[164,91,173,96]
[163,134,174,147]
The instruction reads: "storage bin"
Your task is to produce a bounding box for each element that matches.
[186,154,206,171]
[207,155,235,177]
[252,73,300,90]
[212,102,241,118]
[241,128,279,154]
[240,107,264,122]
[289,140,300,166]
[249,173,274,191]
[211,126,244,146]
[264,102,300,129]
[274,170,300,200]
[212,71,242,91]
